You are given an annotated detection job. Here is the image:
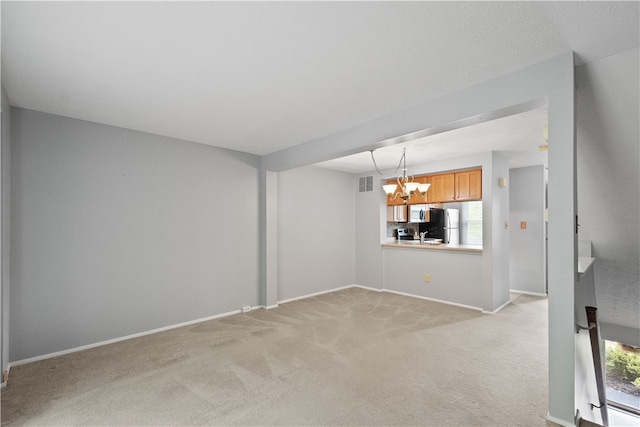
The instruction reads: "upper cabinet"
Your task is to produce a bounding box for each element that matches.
[455,169,482,201]
[385,168,482,205]
[407,175,430,204]
[429,173,455,203]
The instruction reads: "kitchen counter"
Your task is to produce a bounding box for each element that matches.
[381,238,482,253]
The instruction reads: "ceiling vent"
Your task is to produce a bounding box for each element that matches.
[359,176,374,193]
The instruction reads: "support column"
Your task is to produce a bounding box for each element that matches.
[547,81,578,424]
[259,168,278,308]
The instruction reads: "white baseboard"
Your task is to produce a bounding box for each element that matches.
[351,284,384,293]
[8,295,330,368]
[510,289,548,297]
[482,298,511,315]
[279,284,484,313]
[9,307,246,368]
[8,284,496,368]
[277,284,356,305]
[382,288,483,312]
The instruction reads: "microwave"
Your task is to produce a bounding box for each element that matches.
[409,204,429,222]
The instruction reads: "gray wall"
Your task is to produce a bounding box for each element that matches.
[1,87,11,374]
[354,173,385,290]
[276,166,355,302]
[10,108,261,361]
[263,53,578,426]
[7,53,579,422]
[576,48,640,334]
[356,152,510,313]
[383,248,484,308]
[488,152,510,311]
[509,165,546,295]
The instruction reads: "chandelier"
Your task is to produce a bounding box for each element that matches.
[370,148,430,204]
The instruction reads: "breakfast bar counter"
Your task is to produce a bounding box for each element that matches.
[381,239,482,253]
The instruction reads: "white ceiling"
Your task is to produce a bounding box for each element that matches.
[316,107,549,174]
[2,2,638,160]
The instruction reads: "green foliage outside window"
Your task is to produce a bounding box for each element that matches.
[605,341,640,388]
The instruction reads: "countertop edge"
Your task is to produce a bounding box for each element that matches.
[381,242,483,253]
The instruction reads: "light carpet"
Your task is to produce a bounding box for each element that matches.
[1,287,557,426]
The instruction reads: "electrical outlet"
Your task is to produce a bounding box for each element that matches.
[242,306,252,313]
[424,274,430,282]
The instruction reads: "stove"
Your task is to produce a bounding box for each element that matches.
[396,228,414,240]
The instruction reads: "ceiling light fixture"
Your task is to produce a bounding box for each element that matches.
[370,148,430,204]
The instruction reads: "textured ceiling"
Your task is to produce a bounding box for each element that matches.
[2,2,639,157]
[316,107,550,174]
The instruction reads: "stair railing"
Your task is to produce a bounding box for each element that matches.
[582,306,608,426]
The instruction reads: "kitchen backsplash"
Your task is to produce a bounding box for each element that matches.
[387,222,419,238]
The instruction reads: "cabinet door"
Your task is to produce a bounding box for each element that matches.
[394,205,408,222]
[430,173,455,203]
[386,205,408,222]
[407,176,430,204]
[455,169,482,201]
[385,179,404,206]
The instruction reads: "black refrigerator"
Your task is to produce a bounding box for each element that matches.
[419,208,460,243]
[418,208,445,240]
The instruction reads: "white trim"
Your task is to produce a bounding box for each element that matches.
[510,289,548,297]
[383,289,483,312]
[7,284,500,368]
[351,284,384,293]
[546,413,574,427]
[0,382,5,389]
[279,284,483,312]
[8,308,244,367]
[600,322,640,348]
[277,284,356,305]
[482,298,512,315]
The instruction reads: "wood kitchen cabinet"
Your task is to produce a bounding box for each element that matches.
[455,169,482,201]
[406,176,430,204]
[386,176,429,205]
[385,168,482,205]
[429,173,455,203]
[385,179,405,206]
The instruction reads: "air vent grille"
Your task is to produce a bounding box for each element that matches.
[359,176,374,193]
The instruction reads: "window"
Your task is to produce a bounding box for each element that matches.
[461,201,483,245]
[605,340,640,417]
